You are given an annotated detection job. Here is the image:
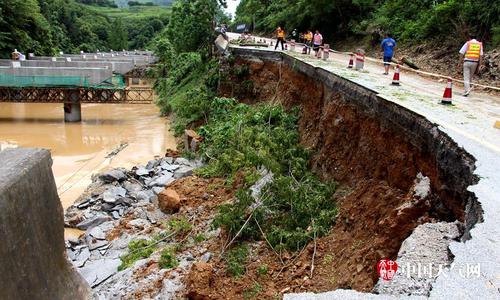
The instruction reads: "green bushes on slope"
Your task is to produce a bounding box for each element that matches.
[152,0,338,256]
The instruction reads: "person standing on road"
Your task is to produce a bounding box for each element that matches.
[275,27,286,51]
[313,30,323,58]
[459,34,483,96]
[305,30,313,54]
[381,33,396,75]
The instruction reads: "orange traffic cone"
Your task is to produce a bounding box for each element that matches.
[392,65,400,85]
[441,79,453,105]
[348,54,354,68]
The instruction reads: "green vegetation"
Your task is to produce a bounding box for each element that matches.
[194,233,207,243]
[128,1,156,6]
[166,216,193,234]
[0,0,169,58]
[198,100,336,250]
[243,282,263,299]
[152,0,337,255]
[257,264,268,276]
[152,0,228,122]
[114,0,173,8]
[119,238,158,270]
[77,0,117,7]
[323,254,334,264]
[159,247,179,269]
[234,0,500,48]
[225,244,249,277]
[91,5,170,19]
[85,5,170,50]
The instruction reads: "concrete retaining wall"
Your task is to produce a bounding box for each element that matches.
[0,148,91,300]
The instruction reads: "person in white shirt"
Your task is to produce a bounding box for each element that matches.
[313,30,323,58]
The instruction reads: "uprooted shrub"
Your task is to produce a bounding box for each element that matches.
[197,98,337,251]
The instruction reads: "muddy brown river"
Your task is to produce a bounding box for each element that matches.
[0,102,176,209]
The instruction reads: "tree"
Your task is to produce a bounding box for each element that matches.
[108,18,128,50]
[164,0,226,54]
[0,0,53,57]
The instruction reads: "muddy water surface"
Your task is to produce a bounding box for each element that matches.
[0,103,176,208]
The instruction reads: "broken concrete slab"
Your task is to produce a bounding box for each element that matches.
[146,159,160,170]
[135,166,150,177]
[99,169,127,183]
[174,157,191,166]
[162,164,180,171]
[79,258,121,287]
[373,222,461,296]
[149,173,175,187]
[135,190,156,203]
[88,226,106,240]
[77,215,112,230]
[173,166,194,179]
[102,186,127,204]
[122,181,142,194]
[88,240,109,251]
[74,247,91,268]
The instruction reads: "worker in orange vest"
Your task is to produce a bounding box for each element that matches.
[305,30,313,54]
[275,27,286,51]
[458,34,483,96]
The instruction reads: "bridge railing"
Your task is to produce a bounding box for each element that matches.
[0,87,154,104]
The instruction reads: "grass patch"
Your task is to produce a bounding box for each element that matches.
[225,244,249,277]
[118,239,158,270]
[243,282,263,299]
[159,247,179,269]
[194,233,206,243]
[257,264,268,276]
[90,5,170,20]
[166,216,192,235]
[323,254,334,264]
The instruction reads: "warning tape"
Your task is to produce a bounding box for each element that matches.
[325,48,500,92]
[235,36,500,91]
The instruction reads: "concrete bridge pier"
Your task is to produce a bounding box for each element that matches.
[64,91,82,122]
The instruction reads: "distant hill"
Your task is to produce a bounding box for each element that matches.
[114,0,173,7]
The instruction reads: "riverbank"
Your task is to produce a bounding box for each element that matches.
[63,155,223,298]
[0,102,176,208]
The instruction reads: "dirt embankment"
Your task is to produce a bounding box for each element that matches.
[190,51,481,295]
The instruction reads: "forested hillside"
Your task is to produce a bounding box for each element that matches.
[0,0,170,58]
[234,0,500,48]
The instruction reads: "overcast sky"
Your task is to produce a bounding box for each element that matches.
[225,0,241,18]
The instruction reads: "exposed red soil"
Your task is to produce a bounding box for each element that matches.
[180,56,469,298]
